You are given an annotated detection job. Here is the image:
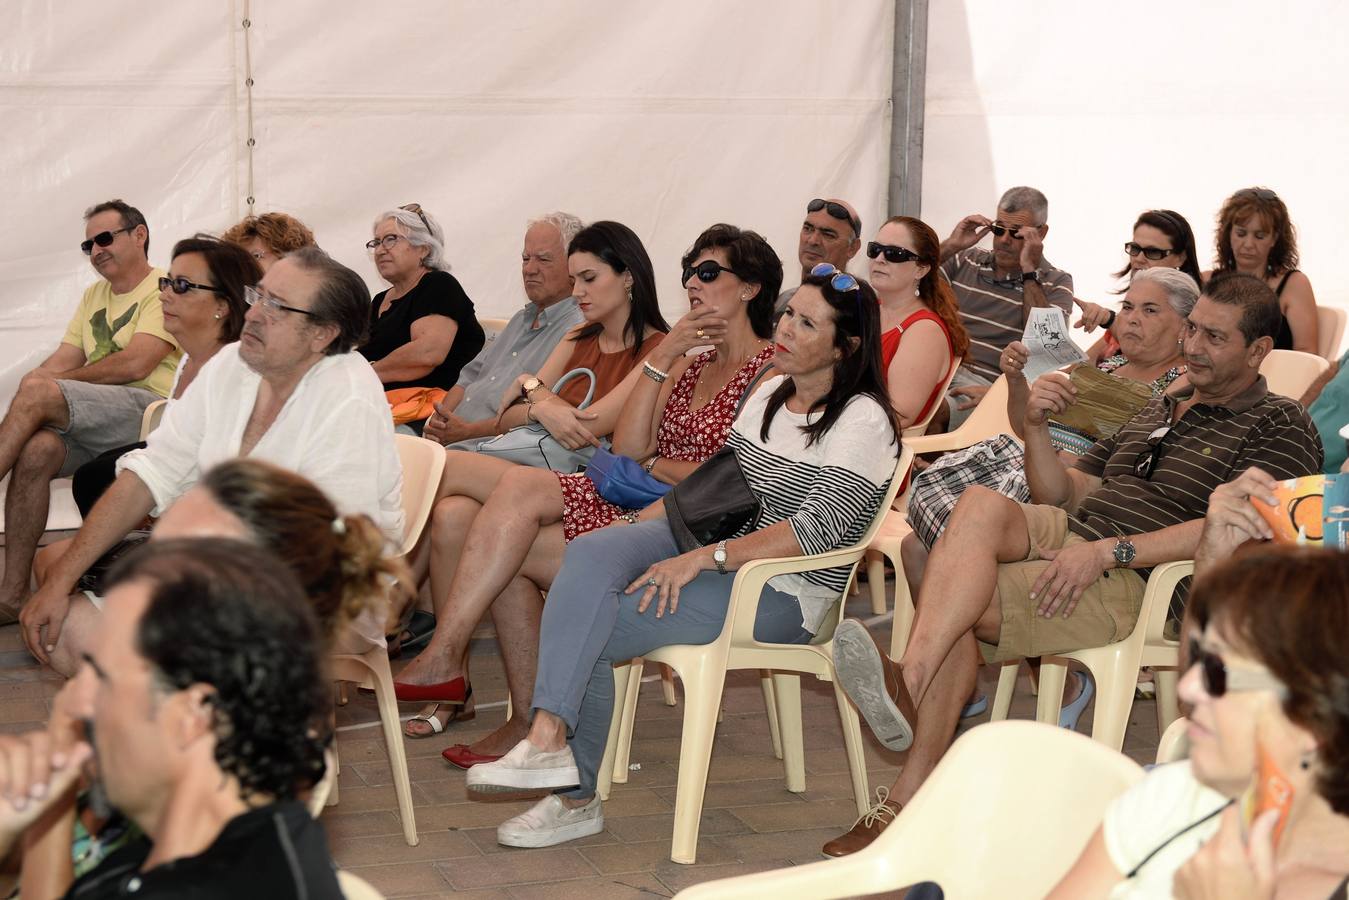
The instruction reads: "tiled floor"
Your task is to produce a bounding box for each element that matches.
[0,565,1164,898]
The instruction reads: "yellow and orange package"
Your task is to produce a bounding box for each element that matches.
[1253,475,1325,545]
[1241,726,1295,848]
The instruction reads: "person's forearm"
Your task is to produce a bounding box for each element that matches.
[440,385,466,414]
[721,520,803,570]
[19,797,77,900]
[370,341,446,384]
[647,456,699,485]
[1005,378,1031,440]
[938,240,962,263]
[1020,279,1051,316]
[47,474,155,593]
[610,366,666,459]
[1120,520,1203,569]
[58,350,166,386]
[1023,423,1074,507]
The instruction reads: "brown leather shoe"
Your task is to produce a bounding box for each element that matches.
[822,787,902,858]
[832,618,918,751]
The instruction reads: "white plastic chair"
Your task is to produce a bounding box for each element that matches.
[1261,349,1329,399]
[1156,715,1191,765]
[673,721,1144,900]
[867,375,1016,621]
[337,870,387,899]
[478,317,510,342]
[138,398,168,440]
[990,560,1193,751]
[324,435,446,847]
[1317,305,1346,361]
[597,446,915,864]
[900,355,963,440]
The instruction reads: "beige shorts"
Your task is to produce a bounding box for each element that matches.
[984,503,1146,663]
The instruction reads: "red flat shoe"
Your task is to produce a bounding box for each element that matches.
[393,675,468,704]
[441,744,504,770]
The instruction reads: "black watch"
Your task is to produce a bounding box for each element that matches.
[1112,537,1137,568]
[1021,270,1039,284]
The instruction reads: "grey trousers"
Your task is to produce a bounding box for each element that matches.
[532,519,812,798]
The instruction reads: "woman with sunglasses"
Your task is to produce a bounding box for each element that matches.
[1049,545,1349,899]
[1203,188,1318,354]
[360,205,486,430]
[867,216,969,429]
[394,225,775,746]
[463,266,901,850]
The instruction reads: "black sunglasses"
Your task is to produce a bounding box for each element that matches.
[159,276,223,296]
[866,241,921,264]
[1234,187,1279,203]
[1187,638,1287,698]
[1132,426,1171,479]
[1124,242,1174,261]
[988,222,1025,239]
[81,228,132,255]
[682,260,743,286]
[807,198,860,235]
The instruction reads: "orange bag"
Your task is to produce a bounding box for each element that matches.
[385,387,447,426]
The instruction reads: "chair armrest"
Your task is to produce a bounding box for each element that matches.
[1141,560,1194,645]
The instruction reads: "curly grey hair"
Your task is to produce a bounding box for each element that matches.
[373,207,450,272]
[1130,266,1200,319]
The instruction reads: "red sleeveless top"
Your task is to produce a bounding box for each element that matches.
[881,308,956,427]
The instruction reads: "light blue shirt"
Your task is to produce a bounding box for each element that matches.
[453,296,582,423]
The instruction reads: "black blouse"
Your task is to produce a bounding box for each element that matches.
[360,269,485,391]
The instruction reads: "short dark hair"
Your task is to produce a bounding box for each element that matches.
[170,235,262,343]
[284,246,370,354]
[568,221,670,356]
[1112,208,1203,289]
[1189,546,1349,815]
[84,199,150,256]
[105,538,330,802]
[680,224,783,339]
[1201,271,1281,345]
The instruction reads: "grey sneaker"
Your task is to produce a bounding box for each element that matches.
[498,795,604,848]
[465,738,580,794]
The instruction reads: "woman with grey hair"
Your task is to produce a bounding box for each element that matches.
[359,204,485,410]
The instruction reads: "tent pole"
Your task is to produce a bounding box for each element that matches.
[889,0,929,217]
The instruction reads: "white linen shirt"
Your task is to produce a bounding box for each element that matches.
[118,344,405,543]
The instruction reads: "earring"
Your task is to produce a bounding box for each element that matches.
[740,293,750,302]
[213,313,222,320]
[1301,753,1315,771]
[626,285,634,303]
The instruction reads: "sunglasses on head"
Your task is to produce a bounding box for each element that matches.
[1234,188,1279,203]
[401,202,433,233]
[1187,637,1287,699]
[866,241,921,264]
[988,222,1025,239]
[807,198,860,235]
[158,276,223,296]
[681,260,743,287]
[1124,242,1174,261]
[810,263,865,316]
[81,228,132,255]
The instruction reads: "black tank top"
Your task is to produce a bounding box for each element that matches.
[1274,269,1298,351]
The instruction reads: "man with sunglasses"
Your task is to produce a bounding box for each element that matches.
[936,186,1075,427]
[775,197,862,313]
[0,200,180,627]
[823,273,1321,858]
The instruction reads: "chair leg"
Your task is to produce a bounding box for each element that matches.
[660,663,678,707]
[831,679,870,817]
[369,666,419,847]
[760,671,783,760]
[505,691,512,722]
[1084,655,1140,753]
[611,659,645,786]
[598,662,636,801]
[866,548,888,616]
[337,681,350,707]
[667,658,727,865]
[990,661,1020,721]
[1155,668,1180,736]
[1035,663,1068,725]
[326,738,341,807]
[770,673,805,792]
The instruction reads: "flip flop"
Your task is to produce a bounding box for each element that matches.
[1060,670,1096,731]
[959,694,989,719]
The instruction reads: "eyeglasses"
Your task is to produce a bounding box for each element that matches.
[1187,638,1287,699]
[365,234,405,252]
[807,198,860,236]
[401,202,432,233]
[866,241,921,264]
[1124,242,1175,261]
[1234,188,1279,203]
[81,228,132,255]
[988,222,1025,239]
[1132,425,1171,479]
[681,260,744,286]
[159,276,223,296]
[244,285,316,320]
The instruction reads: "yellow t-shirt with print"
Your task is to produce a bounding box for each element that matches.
[61,268,181,398]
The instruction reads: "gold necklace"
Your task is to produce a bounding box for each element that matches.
[692,342,769,407]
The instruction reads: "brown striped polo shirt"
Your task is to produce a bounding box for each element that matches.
[940,247,1075,380]
[1070,375,1323,544]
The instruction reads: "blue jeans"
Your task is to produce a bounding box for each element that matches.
[531,519,812,798]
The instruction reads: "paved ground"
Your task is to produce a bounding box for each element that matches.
[0,555,1165,899]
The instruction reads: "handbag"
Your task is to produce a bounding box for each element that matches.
[585,446,671,508]
[663,445,760,553]
[475,368,602,473]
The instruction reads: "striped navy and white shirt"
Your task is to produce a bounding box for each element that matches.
[729,375,897,632]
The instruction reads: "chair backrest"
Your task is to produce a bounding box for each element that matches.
[1261,349,1330,400]
[479,317,510,342]
[902,356,964,439]
[138,399,168,441]
[337,869,387,899]
[1156,716,1191,765]
[1318,305,1346,361]
[905,374,1015,456]
[393,434,446,557]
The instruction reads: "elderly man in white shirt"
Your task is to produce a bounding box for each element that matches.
[20,247,404,671]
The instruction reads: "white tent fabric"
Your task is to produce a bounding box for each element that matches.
[0,1,896,529]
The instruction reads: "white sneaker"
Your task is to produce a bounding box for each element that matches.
[497,794,603,848]
[465,738,580,794]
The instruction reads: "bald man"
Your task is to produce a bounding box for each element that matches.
[776,197,863,312]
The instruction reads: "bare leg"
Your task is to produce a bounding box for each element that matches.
[0,373,70,486]
[899,532,927,603]
[397,465,565,687]
[1,430,68,611]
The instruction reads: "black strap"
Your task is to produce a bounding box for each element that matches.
[1331,874,1349,900]
[733,360,776,419]
[1124,799,1232,879]
[1274,269,1297,296]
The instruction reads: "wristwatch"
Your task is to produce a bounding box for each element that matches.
[1112,537,1137,568]
[713,540,729,575]
[1020,270,1039,284]
[520,376,543,399]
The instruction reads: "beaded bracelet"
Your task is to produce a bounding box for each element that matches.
[642,361,669,384]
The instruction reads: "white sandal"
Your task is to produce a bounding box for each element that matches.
[403,700,475,739]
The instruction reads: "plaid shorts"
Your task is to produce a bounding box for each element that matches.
[907,434,1028,549]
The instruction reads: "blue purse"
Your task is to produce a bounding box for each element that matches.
[585,446,671,509]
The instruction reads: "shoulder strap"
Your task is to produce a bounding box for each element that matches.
[734,360,776,418]
[1275,269,1297,295]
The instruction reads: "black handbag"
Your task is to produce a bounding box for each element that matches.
[662,445,760,553]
